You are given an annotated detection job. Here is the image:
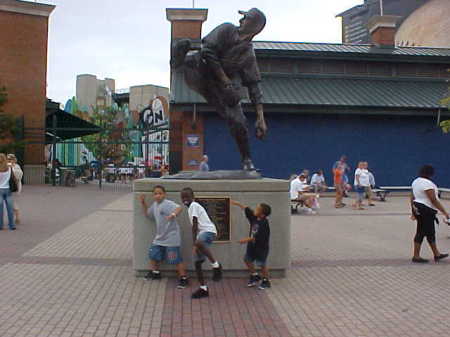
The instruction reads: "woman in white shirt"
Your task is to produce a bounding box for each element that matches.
[7,154,23,224]
[410,165,449,263]
[0,154,16,230]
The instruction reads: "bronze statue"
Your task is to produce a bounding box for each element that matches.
[171,8,267,171]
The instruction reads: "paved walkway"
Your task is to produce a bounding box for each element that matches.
[1,186,449,337]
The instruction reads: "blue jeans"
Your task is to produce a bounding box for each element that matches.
[0,188,15,229]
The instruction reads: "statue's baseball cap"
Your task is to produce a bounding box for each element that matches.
[238,8,266,35]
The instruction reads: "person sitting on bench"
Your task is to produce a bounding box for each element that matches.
[290,174,317,213]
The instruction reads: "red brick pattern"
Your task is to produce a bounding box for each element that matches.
[161,279,292,337]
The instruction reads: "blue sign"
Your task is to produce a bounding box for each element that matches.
[186,134,200,147]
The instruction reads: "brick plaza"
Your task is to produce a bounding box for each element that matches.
[0,185,449,337]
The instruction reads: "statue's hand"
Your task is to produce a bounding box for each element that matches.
[255,119,268,140]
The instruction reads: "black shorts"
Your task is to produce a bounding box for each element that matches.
[413,202,437,243]
[244,245,268,267]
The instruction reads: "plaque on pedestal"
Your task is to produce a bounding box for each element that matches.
[195,197,231,242]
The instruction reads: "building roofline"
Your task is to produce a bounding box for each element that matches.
[254,40,450,51]
[0,0,55,17]
[336,4,366,18]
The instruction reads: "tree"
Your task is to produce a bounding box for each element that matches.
[0,86,25,154]
[80,107,132,164]
[440,89,450,133]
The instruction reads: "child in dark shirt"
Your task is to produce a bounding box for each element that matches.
[231,200,271,289]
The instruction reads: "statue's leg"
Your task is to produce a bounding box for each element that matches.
[225,104,255,171]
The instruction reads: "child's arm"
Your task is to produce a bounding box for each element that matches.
[166,206,183,220]
[139,195,149,215]
[238,237,255,244]
[192,216,199,242]
[230,199,247,210]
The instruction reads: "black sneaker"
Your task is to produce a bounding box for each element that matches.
[191,287,209,299]
[212,263,223,282]
[144,271,161,280]
[247,274,261,287]
[259,279,271,290]
[412,257,429,263]
[434,253,449,262]
[177,277,189,289]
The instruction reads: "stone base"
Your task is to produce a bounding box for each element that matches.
[133,178,291,278]
[163,170,261,180]
[23,165,45,185]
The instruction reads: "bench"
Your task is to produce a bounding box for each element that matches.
[438,188,450,199]
[371,188,389,202]
[291,199,304,214]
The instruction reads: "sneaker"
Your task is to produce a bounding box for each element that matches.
[247,274,261,287]
[212,263,223,282]
[434,253,449,262]
[177,277,189,289]
[144,271,161,280]
[412,257,429,263]
[191,287,209,299]
[259,279,271,290]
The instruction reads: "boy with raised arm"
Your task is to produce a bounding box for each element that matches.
[139,185,188,289]
[230,199,271,289]
[180,187,223,299]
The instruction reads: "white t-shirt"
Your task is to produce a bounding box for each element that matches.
[0,169,11,189]
[412,177,439,210]
[354,168,370,187]
[188,201,217,235]
[290,178,309,199]
[311,173,325,185]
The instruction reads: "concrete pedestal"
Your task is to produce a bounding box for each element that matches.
[133,178,291,278]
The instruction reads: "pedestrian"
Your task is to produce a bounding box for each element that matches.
[7,154,23,224]
[199,155,210,172]
[139,185,189,288]
[0,154,16,230]
[410,165,449,263]
[353,161,370,210]
[311,169,327,193]
[181,187,223,299]
[230,199,271,289]
[333,163,345,208]
[333,155,350,197]
[364,162,375,206]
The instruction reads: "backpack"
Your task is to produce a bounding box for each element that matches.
[9,168,18,193]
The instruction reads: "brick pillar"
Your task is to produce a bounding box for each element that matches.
[166,8,208,173]
[367,15,401,47]
[0,0,55,184]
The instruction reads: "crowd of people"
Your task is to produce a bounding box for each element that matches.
[290,155,380,214]
[0,153,22,230]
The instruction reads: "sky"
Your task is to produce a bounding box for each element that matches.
[45,0,362,104]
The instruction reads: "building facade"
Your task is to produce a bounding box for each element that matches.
[167,9,450,186]
[0,0,55,183]
[337,0,428,44]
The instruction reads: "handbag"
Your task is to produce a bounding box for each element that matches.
[9,168,18,193]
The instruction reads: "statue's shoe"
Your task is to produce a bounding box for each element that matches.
[242,159,256,171]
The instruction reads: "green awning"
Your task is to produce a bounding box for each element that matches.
[45,109,100,144]
[171,72,449,110]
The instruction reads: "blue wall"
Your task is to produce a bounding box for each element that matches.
[203,112,450,187]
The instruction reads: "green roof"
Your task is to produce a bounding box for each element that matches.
[171,73,449,110]
[253,42,450,61]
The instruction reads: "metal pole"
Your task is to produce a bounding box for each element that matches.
[380,0,384,16]
[52,113,57,187]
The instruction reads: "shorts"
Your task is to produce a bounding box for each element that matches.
[244,246,268,267]
[193,231,216,263]
[355,185,365,201]
[149,245,182,265]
